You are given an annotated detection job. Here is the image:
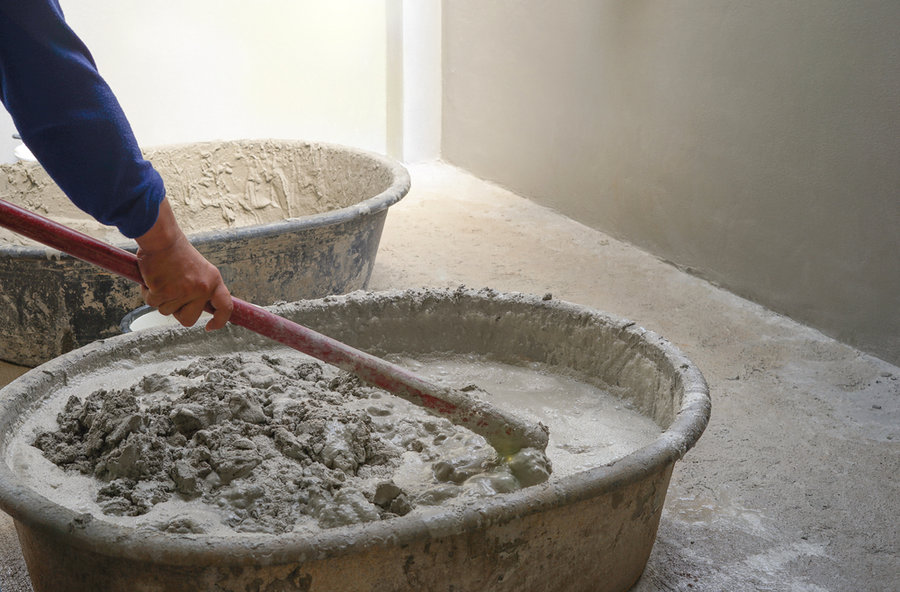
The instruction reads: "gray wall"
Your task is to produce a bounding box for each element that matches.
[442,0,900,365]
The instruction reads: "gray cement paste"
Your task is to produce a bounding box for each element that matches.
[8,350,660,537]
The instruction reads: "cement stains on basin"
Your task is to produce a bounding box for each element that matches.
[0,140,394,248]
[7,350,658,537]
[0,139,409,367]
[0,289,710,592]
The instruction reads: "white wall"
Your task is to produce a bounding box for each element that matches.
[384,0,443,162]
[2,0,389,160]
[2,0,441,164]
[442,0,900,365]
[401,0,442,163]
[0,110,17,163]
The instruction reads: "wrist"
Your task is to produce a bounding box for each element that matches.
[135,198,185,253]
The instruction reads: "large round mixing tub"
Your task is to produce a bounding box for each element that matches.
[0,139,410,366]
[0,288,710,592]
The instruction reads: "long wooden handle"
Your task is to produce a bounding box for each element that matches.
[0,199,548,454]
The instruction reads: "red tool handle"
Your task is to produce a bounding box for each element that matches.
[0,199,547,454]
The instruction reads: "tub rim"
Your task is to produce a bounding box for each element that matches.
[0,288,710,568]
[0,139,411,258]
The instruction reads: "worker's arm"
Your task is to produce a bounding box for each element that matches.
[0,0,163,238]
[0,1,233,329]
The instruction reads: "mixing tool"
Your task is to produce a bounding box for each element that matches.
[0,198,549,460]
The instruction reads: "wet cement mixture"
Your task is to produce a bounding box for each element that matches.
[27,352,554,536]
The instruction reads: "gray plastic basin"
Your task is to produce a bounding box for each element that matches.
[0,139,410,366]
[0,288,709,592]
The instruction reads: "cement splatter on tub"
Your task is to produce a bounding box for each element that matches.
[33,353,532,535]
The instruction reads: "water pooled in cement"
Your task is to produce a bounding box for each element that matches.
[8,350,659,537]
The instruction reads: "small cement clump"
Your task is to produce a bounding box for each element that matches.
[33,353,528,534]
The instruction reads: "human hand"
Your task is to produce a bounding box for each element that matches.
[135,199,233,330]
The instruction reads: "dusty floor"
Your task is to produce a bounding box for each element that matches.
[1,162,897,591]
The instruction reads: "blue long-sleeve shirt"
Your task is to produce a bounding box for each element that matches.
[0,0,165,238]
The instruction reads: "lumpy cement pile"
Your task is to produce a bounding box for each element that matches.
[32,352,542,535]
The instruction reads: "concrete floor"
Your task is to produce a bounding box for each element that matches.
[1,162,897,591]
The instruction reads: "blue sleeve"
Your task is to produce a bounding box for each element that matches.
[0,0,165,239]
